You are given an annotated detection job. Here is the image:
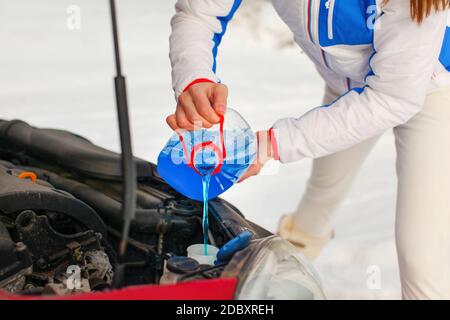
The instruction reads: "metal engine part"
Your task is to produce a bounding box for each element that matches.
[83,250,113,290]
[0,210,113,295]
[0,222,33,293]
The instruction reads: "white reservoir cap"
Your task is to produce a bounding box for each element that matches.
[187,244,219,266]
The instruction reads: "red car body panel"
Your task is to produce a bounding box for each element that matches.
[0,278,237,300]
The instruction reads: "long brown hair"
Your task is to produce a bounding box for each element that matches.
[384,0,449,23]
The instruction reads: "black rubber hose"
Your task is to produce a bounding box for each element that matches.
[36,169,190,235]
[39,170,159,231]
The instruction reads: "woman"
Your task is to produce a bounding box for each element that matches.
[167,0,450,299]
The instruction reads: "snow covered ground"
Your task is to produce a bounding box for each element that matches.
[0,0,400,299]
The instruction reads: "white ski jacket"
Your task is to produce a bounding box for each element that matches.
[169,0,450,162]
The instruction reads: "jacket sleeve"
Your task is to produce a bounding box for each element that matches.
[272,1,448,163]
[169,0,242,99]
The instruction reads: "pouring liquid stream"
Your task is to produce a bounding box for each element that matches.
[201,173,211,256]
[196,150,217,257]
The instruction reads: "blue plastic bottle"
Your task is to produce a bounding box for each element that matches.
[157,108,257,201]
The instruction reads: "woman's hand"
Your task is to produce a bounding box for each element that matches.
[239,130,274,182]
[166,82,228,131]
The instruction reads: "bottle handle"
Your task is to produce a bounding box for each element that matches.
[177,115,226,176]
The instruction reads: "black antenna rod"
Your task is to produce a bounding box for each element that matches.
[109,0,136,262]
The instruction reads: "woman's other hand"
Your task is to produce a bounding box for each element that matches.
[239,130,275,182]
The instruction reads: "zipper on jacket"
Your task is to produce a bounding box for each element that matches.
[326,0,335,40]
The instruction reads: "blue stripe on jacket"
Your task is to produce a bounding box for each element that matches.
[440,26,450,71]
[212,0,243,73]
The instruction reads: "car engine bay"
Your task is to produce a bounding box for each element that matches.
[0,119,270,296]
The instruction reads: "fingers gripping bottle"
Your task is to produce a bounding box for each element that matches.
[157,108,257,201]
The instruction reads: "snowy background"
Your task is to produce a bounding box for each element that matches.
[0,0,399,299]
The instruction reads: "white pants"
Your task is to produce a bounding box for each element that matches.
[293,86,450,299]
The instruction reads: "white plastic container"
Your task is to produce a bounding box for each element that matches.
[187,244,219,265]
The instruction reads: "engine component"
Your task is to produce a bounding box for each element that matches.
[11,210,113,292]
[0,207,114,295]
[15,210,101,270]
[160,256,200,285]
[0,160,106,236]
[0,222,32,293]
[0,119,153,180]
[83,250,113,290]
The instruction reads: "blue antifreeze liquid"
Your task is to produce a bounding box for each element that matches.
[196,150,216,256]
[201,175,210,256]
[157,128,256,201]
